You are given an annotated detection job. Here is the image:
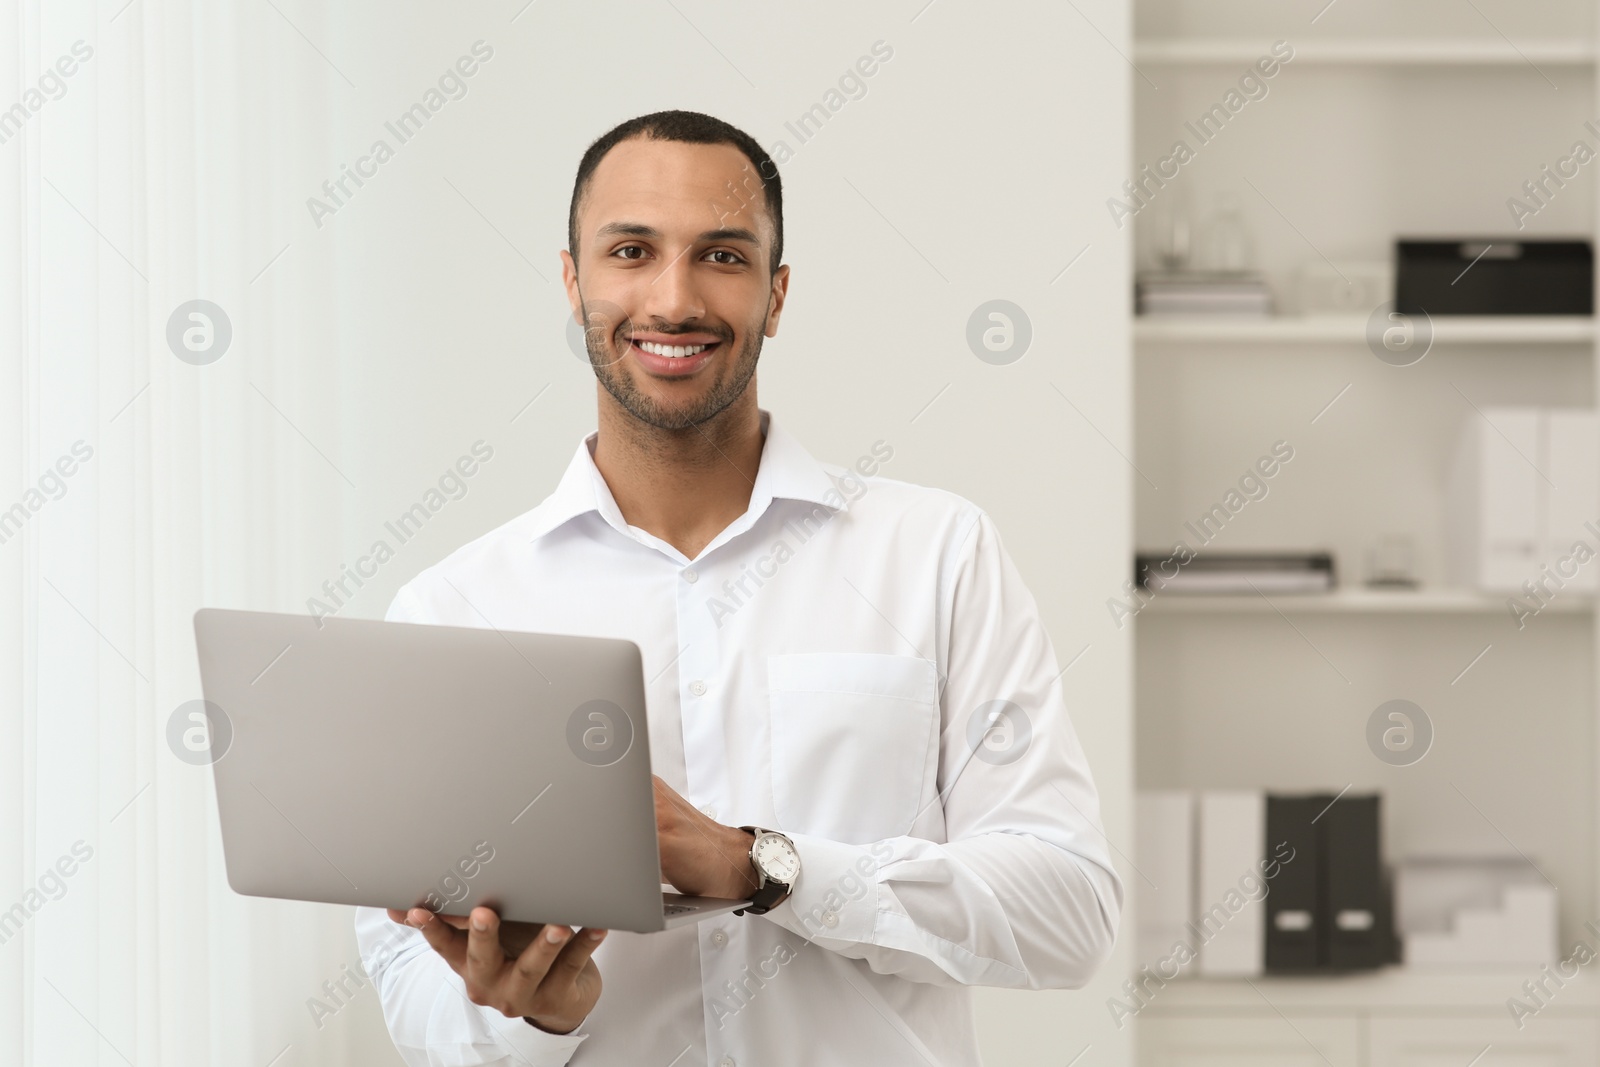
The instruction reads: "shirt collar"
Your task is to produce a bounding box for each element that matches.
[524,408,847,545]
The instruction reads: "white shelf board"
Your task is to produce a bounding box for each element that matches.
[1139,588,1595,614]
[1134,39,1597,66]
[1141,966,1600,1011]
[1134,315,1596,345]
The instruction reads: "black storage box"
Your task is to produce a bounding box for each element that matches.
[1263,791,1401,974]
[1395,239,1593,316]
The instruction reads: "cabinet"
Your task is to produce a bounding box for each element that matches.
[1138,973,1600,1067]
[1142,1013,1600,1067]
[1141,1016,1361,1067]
[1369,1016,1597,1067]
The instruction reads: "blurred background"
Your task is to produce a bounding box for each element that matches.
[3,0,1596,1064]
[1130,2,1600,1065]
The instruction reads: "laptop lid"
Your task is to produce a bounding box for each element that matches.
[193,607,673,932]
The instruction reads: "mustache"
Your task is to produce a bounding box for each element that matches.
[619,328,731,344]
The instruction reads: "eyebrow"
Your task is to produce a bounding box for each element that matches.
[594,221,762,247]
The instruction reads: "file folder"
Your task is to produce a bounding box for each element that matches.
[1321,793,1398,970]
[1264,794,1323,972]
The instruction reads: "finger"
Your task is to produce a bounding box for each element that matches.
[497,920,545,959]
[501,923,574,1005]
[408,907,467,970]
[387,908,409,924]
[465,907,509,988]
[554,927,608,977]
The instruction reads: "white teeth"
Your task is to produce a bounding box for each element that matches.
[637,340,709,358]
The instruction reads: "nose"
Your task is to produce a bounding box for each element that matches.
[638,245,706,326]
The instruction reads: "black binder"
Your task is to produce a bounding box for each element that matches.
[1264,794,1323,972]
[1321,793,1398,970]
[1263,792,1400,973]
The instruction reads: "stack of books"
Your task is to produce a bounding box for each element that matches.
[1135,272,1273,317]
[1135,551,1335,595]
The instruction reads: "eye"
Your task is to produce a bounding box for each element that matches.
[613,245,646,261]
[706,249,745,265]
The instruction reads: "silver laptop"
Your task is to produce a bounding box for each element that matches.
[192,607,749,932]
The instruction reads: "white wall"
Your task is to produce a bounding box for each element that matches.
[281,1,1135,1063]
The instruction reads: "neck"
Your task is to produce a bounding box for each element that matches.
[591,388,764,560]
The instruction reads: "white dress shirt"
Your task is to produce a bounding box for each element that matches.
[354,408,1122,1066]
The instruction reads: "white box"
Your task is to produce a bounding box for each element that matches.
[1447,407,1599,594]
[1396,856,1557,967]
[1196,790,1264,977]
[1135,791,1195,974]
[1546,409,1600,592]
[1404,884,1557,967]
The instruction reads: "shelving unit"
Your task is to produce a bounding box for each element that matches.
[1134,315,1596,345]
[1141,588,1595,615]
[1134,39,1597,66]
[1144,964,1600,1010]
[1129,1,1600,1062]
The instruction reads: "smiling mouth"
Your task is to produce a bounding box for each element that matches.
[632,339,720,359]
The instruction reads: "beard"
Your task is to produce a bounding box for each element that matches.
[580,293,763,432]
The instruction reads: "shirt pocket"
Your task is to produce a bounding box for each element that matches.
[766,652,940,844]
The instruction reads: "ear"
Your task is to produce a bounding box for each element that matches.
[764,263,791,338]
[560,250,582,325]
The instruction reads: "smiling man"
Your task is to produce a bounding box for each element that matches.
[354,109,1122,1065]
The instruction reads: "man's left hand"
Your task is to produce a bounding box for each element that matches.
[652,775,760,901]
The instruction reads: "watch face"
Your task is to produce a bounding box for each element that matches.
[753,833,800,883]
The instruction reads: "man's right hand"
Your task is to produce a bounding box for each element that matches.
[388,906,607,1034]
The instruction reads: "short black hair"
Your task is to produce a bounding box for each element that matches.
[568,109,783,279]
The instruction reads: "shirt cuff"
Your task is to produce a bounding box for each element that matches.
[482,1008,590,1066]
[762,831,885,944]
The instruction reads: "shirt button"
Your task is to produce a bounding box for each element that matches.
[682,568,698,583]
[710,929,728,947]
[701,805,717,819]
[688,679,707,696]
[720,1058,735,1067]
[822,910,839,928]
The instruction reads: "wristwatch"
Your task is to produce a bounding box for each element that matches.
[733,825,800,915]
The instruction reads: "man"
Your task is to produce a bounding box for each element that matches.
[355,109,1122,1065]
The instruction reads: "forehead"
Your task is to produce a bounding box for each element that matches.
[581,136,773,243]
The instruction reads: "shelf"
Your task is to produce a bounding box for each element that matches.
[1134,315,1596,345]
[1138,588,1595,615]
[1141,966,1600,1011]
[1134,39,1597,67]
